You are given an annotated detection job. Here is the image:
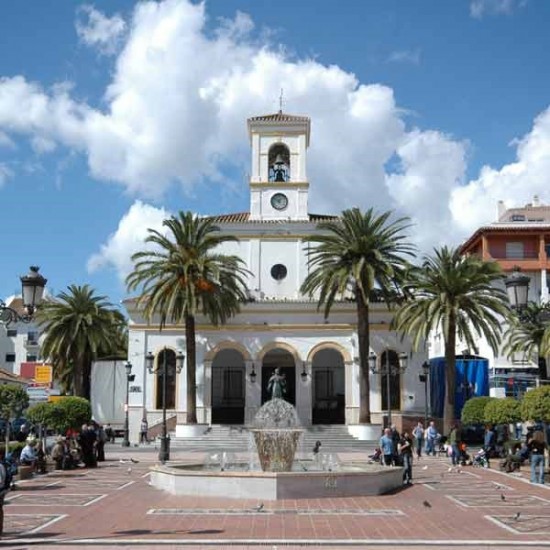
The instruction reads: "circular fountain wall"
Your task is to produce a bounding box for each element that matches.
[150,398,404,500]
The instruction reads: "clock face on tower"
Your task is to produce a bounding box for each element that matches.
[271,192,288,210]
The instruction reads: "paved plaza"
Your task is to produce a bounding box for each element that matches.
[2,445,550,549]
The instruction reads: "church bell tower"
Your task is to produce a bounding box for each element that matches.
[247,111,311,221]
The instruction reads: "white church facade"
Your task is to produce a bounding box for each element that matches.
[124,112,428,440]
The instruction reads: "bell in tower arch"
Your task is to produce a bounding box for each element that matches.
[268,144,290,183]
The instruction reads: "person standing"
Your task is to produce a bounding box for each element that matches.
[413,421,424,459]
[449,424,460,466]
[425,421,438,457]
[140,418,149,444]
[380,428,394,466]
[527,429,547,484]
[399,431,414,485]
[0,449,9,536]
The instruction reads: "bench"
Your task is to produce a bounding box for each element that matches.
[17,465,34,480]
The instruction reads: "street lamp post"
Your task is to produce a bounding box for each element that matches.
[369,351,408,427]
[146,348,185,463]
[419,361,430,427]
[0,266,47,325]
[122,361,135,447]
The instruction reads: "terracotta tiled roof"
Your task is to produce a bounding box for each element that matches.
[248,112,310,123]
[460,223,550,253]
[208,212,339,224]
[4,297,25,315]
[0,368,28,385]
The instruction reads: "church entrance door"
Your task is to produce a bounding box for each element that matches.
[311,349,345,424]
[211,350,245,424]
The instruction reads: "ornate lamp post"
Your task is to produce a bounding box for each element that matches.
[419,361,430,427]
[369,350,408,427]
[146,348,185,463]
[504,267,530,310]
[121,361,135,447]
[0,266,47,325]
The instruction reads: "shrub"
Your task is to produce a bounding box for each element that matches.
[26,402,65,434]
[484,398,521,425]
[461,396,495,425]
[55,397,92,433]
[521,386,550,423]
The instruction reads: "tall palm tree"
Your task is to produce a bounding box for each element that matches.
[126,211,249,424]
[300,207,415,424]
[37,285,125,398]
[504,302,550,379]
[393,246,510,431]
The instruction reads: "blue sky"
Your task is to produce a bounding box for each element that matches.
[1,0,549,306]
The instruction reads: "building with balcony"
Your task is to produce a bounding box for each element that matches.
[457,196,550,394]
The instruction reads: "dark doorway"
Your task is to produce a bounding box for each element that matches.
[381,350,401,412]
[211,350,245,424]
[261,349,296,405]
[311,349,345,424]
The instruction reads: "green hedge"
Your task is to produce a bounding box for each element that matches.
[521,386,550,422]
[461,396,495,425]
[484,398,522,425]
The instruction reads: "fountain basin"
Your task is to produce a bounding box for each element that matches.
[251,428,302,472]
[150,462,403,500]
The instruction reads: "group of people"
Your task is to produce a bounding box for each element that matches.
[376,419,549,486]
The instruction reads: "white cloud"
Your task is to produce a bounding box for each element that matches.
[470,0,526,19]
[0,163,13,186]
[0,0,549,281]
[387,49,421,65]
[76,4,127,55]
[87,200,169,281]
[451,106,550,233]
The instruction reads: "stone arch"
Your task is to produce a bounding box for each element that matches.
[306,341,352,364]
[257,341,302,364]
[204,340,252,362]
[268,142,290,182]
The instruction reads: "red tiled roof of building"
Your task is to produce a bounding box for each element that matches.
[248,112,310,123]
[460,223,550,253]
[0,367,29,385]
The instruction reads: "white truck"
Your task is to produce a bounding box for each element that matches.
[90,358,128,437]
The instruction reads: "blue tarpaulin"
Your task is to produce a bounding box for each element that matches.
[429,356,489,419]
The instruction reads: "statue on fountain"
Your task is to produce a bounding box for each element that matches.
[267,367,286,400]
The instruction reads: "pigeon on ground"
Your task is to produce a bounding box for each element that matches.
[254,503,265,512]
[127,467,132,475]
[447,467,453,472]
[422,500,432,508]
[422,465,428,470]
[130,458,139,463]
[513,512,521,521]
[500,494,506,501]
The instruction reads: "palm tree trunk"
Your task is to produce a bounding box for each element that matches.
[82,358,92,401]
[185,313,198,424]
[443,317,457,433]
[73,358,83,397]
[357,293,371,424]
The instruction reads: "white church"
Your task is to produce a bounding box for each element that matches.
[124,111,428,440]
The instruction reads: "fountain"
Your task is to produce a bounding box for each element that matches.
[250,398,302,472]
[150,370,403,499]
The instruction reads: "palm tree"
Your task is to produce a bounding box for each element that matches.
[300,207,415,424]
[37,285,126,398]
[504,302,550,379]
[393,246,510,431]
[126,211,249,424]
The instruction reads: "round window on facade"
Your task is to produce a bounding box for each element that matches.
[271,264,288,281]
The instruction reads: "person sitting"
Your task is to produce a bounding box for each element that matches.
[51,437,67,470]
[19,437,38,469]
[500,443,524,473]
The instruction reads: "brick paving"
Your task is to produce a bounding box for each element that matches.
[1,448,550,548]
